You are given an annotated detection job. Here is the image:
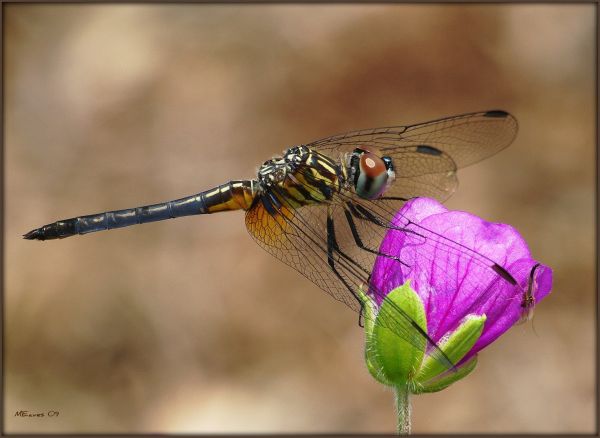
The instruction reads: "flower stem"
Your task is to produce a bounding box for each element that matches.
[394,385,411,434]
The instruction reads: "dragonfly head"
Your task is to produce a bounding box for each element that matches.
[348,147,396,199]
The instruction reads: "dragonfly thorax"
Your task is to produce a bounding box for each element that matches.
[256,145,342,207]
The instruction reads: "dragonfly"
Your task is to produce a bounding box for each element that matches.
[24,109,521,373]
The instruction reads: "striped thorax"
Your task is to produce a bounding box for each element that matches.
[258,146,343,208]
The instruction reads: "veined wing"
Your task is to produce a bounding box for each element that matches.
[307,110,518,169]
[306,110,517,201]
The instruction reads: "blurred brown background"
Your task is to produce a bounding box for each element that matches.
[5,4,595,433]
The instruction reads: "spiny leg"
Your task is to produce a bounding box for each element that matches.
[324,205,370,327]
[344,202,408,267]
[351,200,519,287]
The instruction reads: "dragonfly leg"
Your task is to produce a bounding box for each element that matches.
[325,207,368,315]
[378,196,411,202]
[345,203,409,267]
[327,209,368,328]
[358,306,365,328]
[352,201,519,287]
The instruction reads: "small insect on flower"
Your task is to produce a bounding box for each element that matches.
[520,262,542,323]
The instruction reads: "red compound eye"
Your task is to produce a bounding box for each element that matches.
[359,152,386,178]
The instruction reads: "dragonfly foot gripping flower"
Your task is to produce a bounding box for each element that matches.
[360,197,552,433]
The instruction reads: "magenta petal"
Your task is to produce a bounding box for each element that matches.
[461,260,553,363]
[370,197,552,358]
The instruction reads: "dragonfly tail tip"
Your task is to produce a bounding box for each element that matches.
[23,228,44,241]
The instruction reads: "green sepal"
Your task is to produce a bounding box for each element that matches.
[365,345,393,386]
[414,356,478,393]
[370,282,427,385]
[414,314,486,387]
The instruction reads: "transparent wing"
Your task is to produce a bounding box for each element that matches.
[245,190,364,312]
[306,110,517,202]
[307,110,518,169]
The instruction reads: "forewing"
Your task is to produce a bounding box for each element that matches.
[306,110,518,171]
